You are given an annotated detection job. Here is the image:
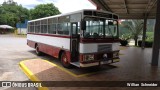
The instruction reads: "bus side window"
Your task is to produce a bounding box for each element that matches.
[48,18,57,34]
[68,23,71,35]
[41,19,48,34]
[63,23,69,35]
[48,24,56,34]
[57,23,63,34]
[27,23,30,33]
[72,24,77,35]
[57,23,70,35]
[78,22,80,34]
[30,22,35,33]
[35,21,40,33]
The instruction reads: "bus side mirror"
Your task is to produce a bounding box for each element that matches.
[81,20,86,30]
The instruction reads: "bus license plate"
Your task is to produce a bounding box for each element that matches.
[101,60,112,64]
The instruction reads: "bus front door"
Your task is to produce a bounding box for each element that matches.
[70,22,79,63]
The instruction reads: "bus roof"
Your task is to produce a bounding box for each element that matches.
[28,9,118,22]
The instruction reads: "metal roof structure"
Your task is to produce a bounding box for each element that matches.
[90,0,160,66]
[90,0,157,19]
[0,25,13,29]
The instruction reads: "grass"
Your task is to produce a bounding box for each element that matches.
[14,34,27,38]
[146,32,154,37]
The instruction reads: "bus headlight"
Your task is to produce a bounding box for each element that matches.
[113,52,119,58]
[83,55,94,61]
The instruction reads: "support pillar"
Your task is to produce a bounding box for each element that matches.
[141,13,148,49]
[151,0,160,66]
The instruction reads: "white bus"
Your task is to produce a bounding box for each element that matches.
[27,9,120,68]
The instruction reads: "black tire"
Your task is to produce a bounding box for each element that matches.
[35,45,42,56]
[61,52,71,68]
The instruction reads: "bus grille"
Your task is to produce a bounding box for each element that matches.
[98,44,112,52]
[96,53,113,60]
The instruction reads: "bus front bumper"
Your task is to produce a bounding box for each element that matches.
[80,59,120,67]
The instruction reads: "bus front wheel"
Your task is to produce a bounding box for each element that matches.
[61,52,71,68]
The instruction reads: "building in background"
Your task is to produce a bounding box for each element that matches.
[16,20,28,34]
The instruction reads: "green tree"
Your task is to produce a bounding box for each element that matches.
[122,20,144,46]
[30,3,61,19]
[0,0,29,27]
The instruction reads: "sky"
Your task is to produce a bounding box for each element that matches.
[0,0,96,13]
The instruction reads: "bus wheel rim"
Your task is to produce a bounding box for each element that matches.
[62,55,68,64]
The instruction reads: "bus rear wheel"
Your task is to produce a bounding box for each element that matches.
[35,45,42,56]
[61,52,71,68]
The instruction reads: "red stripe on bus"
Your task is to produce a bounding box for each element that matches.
[80,38,120,43]
[27,33,71,38]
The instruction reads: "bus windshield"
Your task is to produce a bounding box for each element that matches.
[83,17,118,38]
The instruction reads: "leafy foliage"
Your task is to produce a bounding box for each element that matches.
[0,0,61,27]
[30,3,61,19]
[147,19,155,32]
[121,20,144,46]
[122,20,144,38]
[119,34,131,41]
[146,32,153,42]
[0,0,29,27]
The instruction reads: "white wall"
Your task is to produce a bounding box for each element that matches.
[17,28,27,34]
